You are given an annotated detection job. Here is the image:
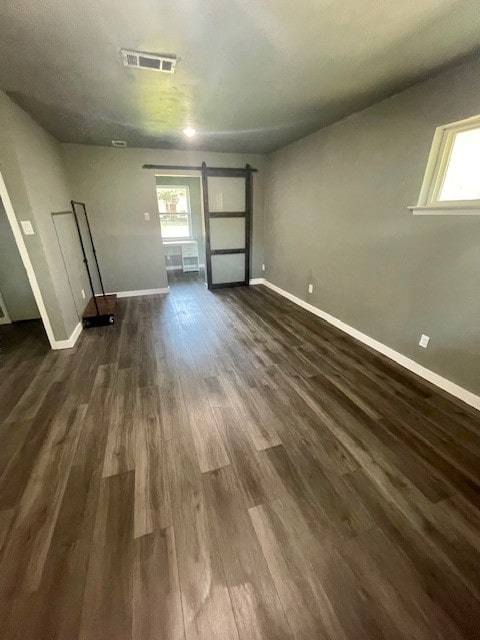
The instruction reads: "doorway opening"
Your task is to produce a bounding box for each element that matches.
[0,186,49,355]
[155,174,207,289]
[147,162,256,291]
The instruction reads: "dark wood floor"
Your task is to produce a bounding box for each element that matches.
[1,273,479,639]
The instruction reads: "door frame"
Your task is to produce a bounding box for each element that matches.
[155,170,207,282]
[0,171,56,347]
[142,162,257,290]
[0,289,11,325]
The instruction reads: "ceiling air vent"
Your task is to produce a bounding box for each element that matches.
[121,49,177,73]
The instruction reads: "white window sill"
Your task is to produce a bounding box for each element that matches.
[162,238,196,245]
[408,204,480,216]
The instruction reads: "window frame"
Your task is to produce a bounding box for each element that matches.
[410,114,480,215]
[157,184,193,240]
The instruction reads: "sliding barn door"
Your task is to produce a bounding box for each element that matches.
[202,162,252,289]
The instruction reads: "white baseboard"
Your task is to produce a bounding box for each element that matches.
[52,321,82,350]
[116,288,170,298]
[249,277,266,285]
[261,280,480,412]
[97,288,170,298]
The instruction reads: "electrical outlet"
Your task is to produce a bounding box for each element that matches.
[81,289,86,299]
[308,283,313,294]
[262,264,265,272]
[144,212,151,221]
[419,334,430,348]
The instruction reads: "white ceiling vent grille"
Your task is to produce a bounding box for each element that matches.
[121,49,177,73]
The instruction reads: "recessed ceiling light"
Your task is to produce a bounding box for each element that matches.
[183,127,196,138]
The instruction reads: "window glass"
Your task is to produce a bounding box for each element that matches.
[439,127,480,202]
[157,186,191,238]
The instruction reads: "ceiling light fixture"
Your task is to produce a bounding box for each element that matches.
[183,127,196,138]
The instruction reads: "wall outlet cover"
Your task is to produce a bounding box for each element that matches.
[81,289,86,299]
[308,284,313,294]
[20,220,34,235]
[144,212,151,221]
[262,264,265,271]
[419,334,430,348]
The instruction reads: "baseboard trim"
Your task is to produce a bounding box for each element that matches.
[52,322,82,350]
[98,288,170,298]
[249,277,266,285]
[261,280,480,412]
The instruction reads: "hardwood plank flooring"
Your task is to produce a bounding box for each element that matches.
[0,271,479,639]
[133,526,184,640]
[133,385,172,538]
[0,402,86,598]
[203,464,293,640]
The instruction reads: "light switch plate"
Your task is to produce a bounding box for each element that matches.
[20,220,34,235]
[144,212,151,221]
[308,283,313,294]
[419,334,430,348]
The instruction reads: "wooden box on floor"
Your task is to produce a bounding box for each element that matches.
[82,294,117,328]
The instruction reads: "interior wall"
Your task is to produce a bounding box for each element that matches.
[264,55,480,395]
[0,90,79,341]
[155,175,206,270]
[0,197,39,321]
[61,145,265,292]
[52,212,90,316]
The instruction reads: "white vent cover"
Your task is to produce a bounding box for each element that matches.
[112,140,127,147]
[121,49,177,73]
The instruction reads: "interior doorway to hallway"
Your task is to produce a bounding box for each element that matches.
[0,187,50,355]
[155,174,207,288]
[0,173,56,349]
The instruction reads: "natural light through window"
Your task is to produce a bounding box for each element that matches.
[412,114,480,214]
[439,127,480,201]
[157,186,192,238]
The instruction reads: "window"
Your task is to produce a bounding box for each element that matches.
[412,114,480,214]
[157,186,192,238]
[438,126,480,202]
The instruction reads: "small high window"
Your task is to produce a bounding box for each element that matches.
[157,186,192,238]
[411,114,480,215]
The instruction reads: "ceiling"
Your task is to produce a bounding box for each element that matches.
[0,0,479,153]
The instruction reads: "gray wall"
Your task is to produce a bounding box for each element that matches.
[52,212,90,316]
[61,145,265,292]
[0,198,39,321]
[156,175,206,269]
[264,56,480,395]
[0,90,79,341]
